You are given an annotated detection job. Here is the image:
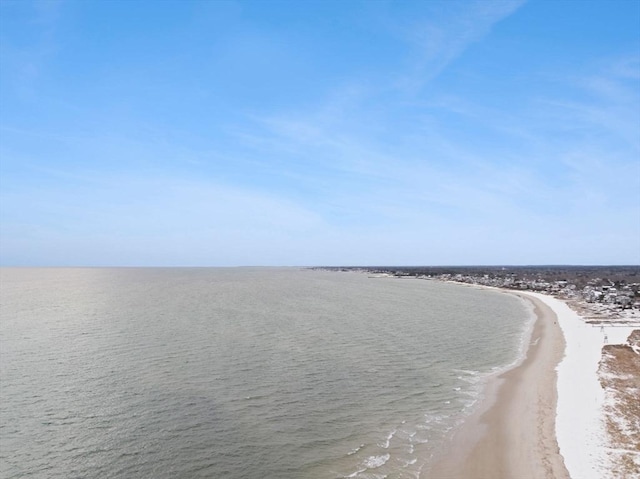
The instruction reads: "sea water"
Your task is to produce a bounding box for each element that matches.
[0,268,532,479]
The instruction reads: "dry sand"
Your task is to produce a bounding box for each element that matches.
[598,330,640,477]
[423,293,570,479]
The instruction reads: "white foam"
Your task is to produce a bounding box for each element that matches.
[363,453,390,469]
[347,444,365,456]
[412,435,429,444]
[378,430,396,449]
[344,467,367,478]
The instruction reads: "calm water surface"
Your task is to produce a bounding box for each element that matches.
[0,268,532,479]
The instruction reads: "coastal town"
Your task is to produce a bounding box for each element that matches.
[321,266,640,325]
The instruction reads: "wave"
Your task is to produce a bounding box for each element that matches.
[364,453,390,469]
[347,444,365,456]
[378,430,396,449]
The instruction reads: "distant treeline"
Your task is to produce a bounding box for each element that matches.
[314,265,640,288]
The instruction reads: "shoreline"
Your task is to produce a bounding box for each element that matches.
[422,284,638,479]
[331,270,639,477]
[423,291,569,479]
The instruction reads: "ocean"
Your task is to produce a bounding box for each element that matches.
[0,268,533,479]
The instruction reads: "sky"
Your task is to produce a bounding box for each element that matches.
[0,0,639,266]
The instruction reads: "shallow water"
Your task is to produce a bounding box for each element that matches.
[0,268,531,478]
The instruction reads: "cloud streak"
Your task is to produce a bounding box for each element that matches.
[0,0,638,266]
[391,0,527,92]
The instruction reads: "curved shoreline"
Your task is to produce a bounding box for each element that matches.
[423,291,570,479]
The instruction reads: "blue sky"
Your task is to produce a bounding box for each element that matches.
[1,0,639,266]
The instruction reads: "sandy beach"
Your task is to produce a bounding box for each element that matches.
[535,292,638,478]
[424,292,569,479]
[423,288,639,479]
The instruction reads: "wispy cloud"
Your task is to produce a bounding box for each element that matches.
[389,0,527,92]
[1,0,638,265]
[233,45,639,262]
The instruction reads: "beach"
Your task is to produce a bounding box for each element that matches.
[540,292,638,479]
[424,289,639,479]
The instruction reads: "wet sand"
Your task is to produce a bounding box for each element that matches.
[423,293,570,479]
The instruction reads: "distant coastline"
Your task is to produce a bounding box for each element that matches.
[314,265,640,323]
